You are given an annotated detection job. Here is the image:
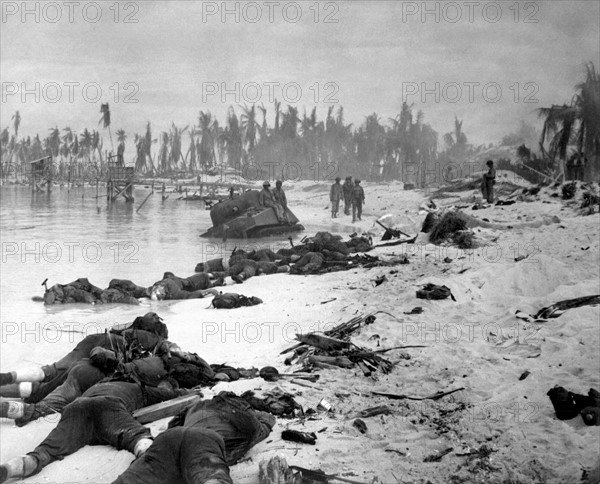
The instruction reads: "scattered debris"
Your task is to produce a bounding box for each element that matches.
[428,211,476,249]
[259,455,298,484]
[423,447,453,462]
[318,399,334,412]
[416,284,456,301]
[282,313,423,378]
[372,275,387,287]
[519,370,531,381]
[353,405,394,419]
[259,366,319,383]
[353,418,367,434]
[404,307,424,315]
[282,429,317,445]
[372,387,465,401]
[534,295,600,319]
[321,298,337,304]
[289,465,368,484]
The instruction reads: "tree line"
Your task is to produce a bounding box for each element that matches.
[1,62,597,184]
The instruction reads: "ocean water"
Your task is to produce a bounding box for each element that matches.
[0,185,308,329]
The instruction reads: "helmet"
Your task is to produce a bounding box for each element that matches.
[263,181,271,187]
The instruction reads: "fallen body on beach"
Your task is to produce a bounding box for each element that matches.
[2,177,599,484]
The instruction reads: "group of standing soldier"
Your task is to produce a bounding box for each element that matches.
[330,176,365,222]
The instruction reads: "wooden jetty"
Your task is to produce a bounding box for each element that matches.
[181,181,254,208]
[28,156,53,192]
[106,154,135,202]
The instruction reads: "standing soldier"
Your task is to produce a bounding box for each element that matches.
[574,153,586,181]
[330,177,343,218]
[351,179,365,222]
[481,160,496,204]
[343,176,353,215]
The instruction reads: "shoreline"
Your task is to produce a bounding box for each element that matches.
[1,178,599,483]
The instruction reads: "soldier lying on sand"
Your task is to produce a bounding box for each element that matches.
[1,351,214,427]
[0,313,204,403]
[0,391,275,484]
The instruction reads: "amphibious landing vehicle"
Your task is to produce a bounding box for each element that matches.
[200,190,304,238]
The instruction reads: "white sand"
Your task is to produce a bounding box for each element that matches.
[1,180,599,483]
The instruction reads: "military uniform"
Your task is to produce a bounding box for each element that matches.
[351,183,365,222]
[342,178,353,215]
[330,181,343,218]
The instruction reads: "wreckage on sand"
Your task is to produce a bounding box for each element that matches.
[200,190,304,238]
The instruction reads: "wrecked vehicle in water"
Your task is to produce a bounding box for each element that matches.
[201,189,304,238]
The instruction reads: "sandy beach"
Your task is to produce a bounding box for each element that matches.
[1,177,598,484]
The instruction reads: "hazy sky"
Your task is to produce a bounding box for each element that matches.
[1,0,599,147]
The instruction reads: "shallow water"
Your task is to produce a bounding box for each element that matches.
[0,185,312,327]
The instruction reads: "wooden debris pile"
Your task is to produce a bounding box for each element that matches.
[281,312,425,378]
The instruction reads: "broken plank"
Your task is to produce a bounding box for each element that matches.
[308,355,355,369]
[372,387,465,401]
[356,360,372,377]
[296,333,352,352]
[133,393,200,424]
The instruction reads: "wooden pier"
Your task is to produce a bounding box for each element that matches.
[28,156,53,193]
[106,154,135,202]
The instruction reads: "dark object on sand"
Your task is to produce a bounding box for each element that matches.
[581,406,600,426]
[259,366,319,383]
[289,465,368,484]
[421,212,440,233]
[373,387,465,401]
[353,419,367,434]
[211,292,263,309]
[417,284,456,301]
[374,235,417,248]
[404,307,424,315]
[495,200,516,206]
[282,430,317,445]
[423,447,453,462]
[535,295,600,319]
[428,211,468,243]
[427,211,476,249]
[581,389,600,426]
[372,275,387,287]
[201,189,304,238]
[354,405,394,419]
[376,220,409,240]
[581,191,600,208]
[546,386,595,420]
[562,181,577,200]
[519,371,531,381]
